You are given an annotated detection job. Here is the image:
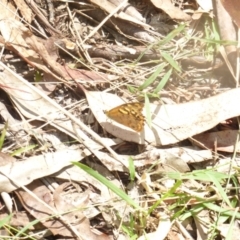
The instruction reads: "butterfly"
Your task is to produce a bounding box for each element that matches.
[105,102,145,132]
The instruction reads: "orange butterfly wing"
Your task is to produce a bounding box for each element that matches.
[105,102,145,132]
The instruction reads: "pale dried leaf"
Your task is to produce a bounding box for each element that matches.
[87,89,240,146]
[0,152,15,167]
[215,0,237,55]
[216,157,240,174]
[141,147,213,164]
[151,0,191,21]
[53,183,101,230]
[218,221,240,239]
[0,148,87,193]
[193,210,211,240]
[138,216,171,240]
[0,63,105,146]
[13,0,33,23]
[1,192,13,213]
[89,0,151,30]
[0,62,126,167]
[196,0,213,11]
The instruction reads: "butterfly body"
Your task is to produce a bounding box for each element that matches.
[105,102,145,132]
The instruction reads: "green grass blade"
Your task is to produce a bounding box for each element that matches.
[211,19,220,41]
[161,51,181,72]
[148,180,182,215]
[0,213,13,227]
[138,64,165,90]
[128,156,135,182]
[0,122,8,150]
[191,37,237,45]
[167,169,229,182]
[203,202,240,219]
[179,204,205,221]
[226,207,238,240]
[72,162,141,210]
[167,169,232,207]
[15,219,41,238]
[159,24,186,45]
[11,144,38,157]
[205,172,232,207]
[154,68,172,94]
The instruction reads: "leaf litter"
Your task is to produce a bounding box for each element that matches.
[0,0,240,239]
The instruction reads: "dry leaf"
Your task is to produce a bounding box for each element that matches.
[220,0,240,28]
[0,148,87,193]
[16,181,109,239]
[196,0,213,11]
[151,0,191,21]
[193,130,240,152]
[14,0,33,23]
[86,89,240,146]
[89,0,151,30]
[138,216,171,240]
[0,3,110,84]
[136,147,213,165]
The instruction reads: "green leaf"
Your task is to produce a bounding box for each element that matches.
[127,85,138,94]
[154,68,172,94]
[34,71,42,82]
[0,122,7,150]
[226,207,238,240]
[203,202,240,219]
[167,169,232,207]
[72,162,142,210]
[128,156,135,182]
[11,144,38,157]
[159,24,186,46]
[148,180,182,215]
[161,51,181,72]
[138,64,165,90]
[0,213,12,227]
[167,169,229,182]
[205,171,232,207]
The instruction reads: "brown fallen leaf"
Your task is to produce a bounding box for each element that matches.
[214,0,237,60]
[0,1,110,86]
[15,180,109,239]
[0,152,16,167]
[193,130,240,152]
[220,0,240,28]
[0,211,39,230]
